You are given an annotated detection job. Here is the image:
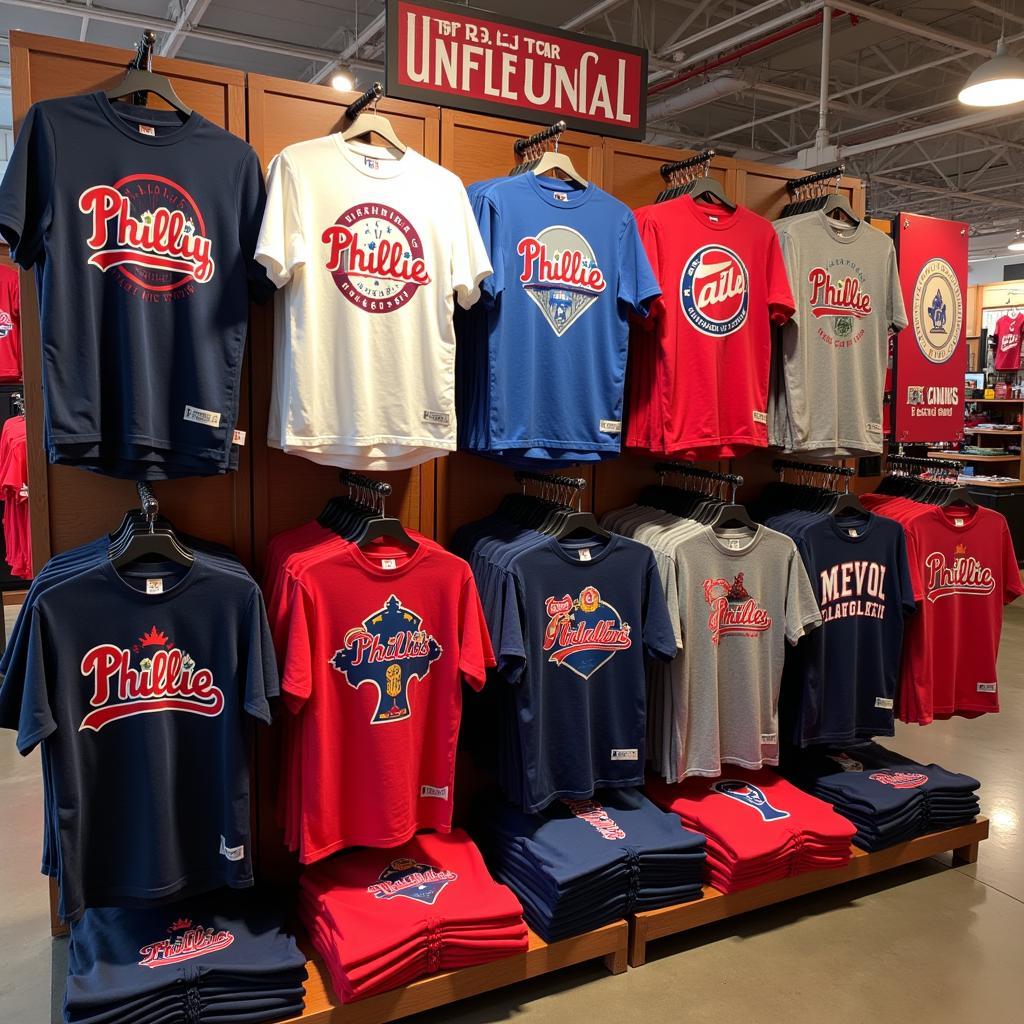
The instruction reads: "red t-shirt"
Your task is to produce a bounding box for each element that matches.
[900,505,1022,723]
[0,264,21,383]
[281,542,494,861]
[626,196,794,459]
[993,312,1024,372]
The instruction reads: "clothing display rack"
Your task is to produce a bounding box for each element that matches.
[513,119,567,157]
[344,81,383,122]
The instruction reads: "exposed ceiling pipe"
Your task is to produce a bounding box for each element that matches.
[160,0,213,59]
[308,11,387,85]
[562,0,631,31]
[658,0,798,58]
[868,173,1024,212]
[839,0,994,57]
[647,73,750,121]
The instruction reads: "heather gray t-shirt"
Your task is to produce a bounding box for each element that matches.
[671,525,821,781]
[771,212,908,456]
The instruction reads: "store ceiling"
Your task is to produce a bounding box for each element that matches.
[0,0,1022,260]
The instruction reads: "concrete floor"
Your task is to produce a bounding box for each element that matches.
[2,605,1022,1023]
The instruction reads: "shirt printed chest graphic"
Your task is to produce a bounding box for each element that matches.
[680,245,749,336]
[518,225,607,336]
[868,771,928,789]
[710,780,790,821]
[819,559,889,622]
[78,175,215,298]
[138,917,235,968]
[329,595,442,723]
[542,586,633,679]
[807,257,873,347]
[703,572,773,645]
[0,309,12,338]
[322,203,431,313]
[924,542,996,602]
[79,625,224,732]
[563,797,627,839]
[366,858,457,904]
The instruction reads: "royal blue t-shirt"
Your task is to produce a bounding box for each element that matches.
[0,93,271,479]
[0,553,278,920]
[470,175,660,461]
[501,535,676,810]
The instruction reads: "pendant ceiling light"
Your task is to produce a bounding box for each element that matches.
[1009,226,1024,252]
[959,38,1024,106]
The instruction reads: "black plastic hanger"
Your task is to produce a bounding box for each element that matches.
[110,483,194,568]
[106,31,192,117]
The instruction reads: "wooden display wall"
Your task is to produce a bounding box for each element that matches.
[9,32,866,889]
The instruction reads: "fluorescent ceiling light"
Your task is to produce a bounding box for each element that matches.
[959,40,1024,106]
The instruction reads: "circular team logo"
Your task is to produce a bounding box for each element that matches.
[912,258,962,364]
[680,245,748,336]
[322,204,430,313]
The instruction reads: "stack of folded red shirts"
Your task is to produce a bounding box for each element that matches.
[299,830,528,1003]
[646,768,856,893]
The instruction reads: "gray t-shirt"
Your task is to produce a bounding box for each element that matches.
[671,525,821,780]
[771,212,908,456]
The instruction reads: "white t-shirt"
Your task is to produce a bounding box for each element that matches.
[257,136,491,469]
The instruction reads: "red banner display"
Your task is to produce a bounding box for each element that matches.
[892,213,968,443]
[385,0,647,140]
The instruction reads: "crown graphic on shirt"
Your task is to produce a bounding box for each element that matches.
[727,573,750,601]
[955,543,967,556]
[168,918,192,932]
[139,626,170,648]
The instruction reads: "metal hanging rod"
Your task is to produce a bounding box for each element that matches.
[514,120,567,156]
[514,469,586,491]
[654,462,744,488]
[660,149,716,180]
[346,80,383,120]
[773,458,854,478]
[129,29,157,73]
[338,468,392,497]
[136,480,159,525]
[787,164,846,193]
[887,454,963,475]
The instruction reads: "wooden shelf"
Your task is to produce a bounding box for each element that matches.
[928,451,1020,463]
[964,479,1024,489]
[964,428,1022,436]
[281,921,628,1024]
[968,398,1024,403]
[628,817,989,968]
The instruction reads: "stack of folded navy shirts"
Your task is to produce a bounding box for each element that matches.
[474,788,706,941]
[782,742,981,851]
[64,892,307,1024]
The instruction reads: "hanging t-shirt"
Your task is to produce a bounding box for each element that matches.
[0,263,21,382]
[993,311,1024,371]
[782,513,917,746]
[500,534,677,811]
[628,196,794,459]
[0,93,271,478]
[468,174,659,461]
[279,542,493,860]
[257,136,491,470]
[0,554,278,921]
[771,212,908,456]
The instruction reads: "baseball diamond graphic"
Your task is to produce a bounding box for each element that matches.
[330,595,442,724]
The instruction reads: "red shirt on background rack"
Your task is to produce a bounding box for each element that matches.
[0,264,21,382]
[626,195,794,460]
[993,311,1024,372]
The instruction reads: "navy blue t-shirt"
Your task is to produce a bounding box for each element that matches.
[501,535,676,810]
[0,93,271,478]
[783,513,916,746]
[0,554,278,920]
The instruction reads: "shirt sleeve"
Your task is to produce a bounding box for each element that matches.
[5,606,56,754]
[1001,519,1024,604]
[497,569,527,684]
[886,242,909,330]
[280,576,316,712]
[457,571,495,692]
[451,183,493,311]
[633,211,663,333]
[474,193,503,308]
[785,543,823,644]
[255,151,305,288]
[242,590,279,724]
[766,229,795,325]
[774,226,800,327]
[0,102,56,268]
[642,551,678,661]
[894,525,918,615]
[617,212,661,317]
[237,147,275,303]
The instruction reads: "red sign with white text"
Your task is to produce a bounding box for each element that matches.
[386,0,647,140]
[893,213,967,443]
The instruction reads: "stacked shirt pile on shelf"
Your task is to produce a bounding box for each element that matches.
[648,768,856,893]
[0,261,21,382]
[299,831,527,1003]
[0,92,272,478]
[861,491,1022,723]
[770,212,907,457]
[0,411,31,578]
[457,174,659,466]
[601,494,821,783]
[782,743,980,851]
[65,894,306,1024]
[625,194,795,460]
[474,788,706,941]
[264,518,492,863]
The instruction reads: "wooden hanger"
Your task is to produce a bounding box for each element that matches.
[106,30,192,118]
[341,81,407,154]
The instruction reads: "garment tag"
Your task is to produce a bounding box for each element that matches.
[848,528,859,537]
[977,682,997,693]
[363,156,380,171]
[139,125,156,137]
[708,215,720,223]
[866,422,882,433]
[611,748,638,761]
[146,578,164,595]
[599,419,622,434]
[184,405,222,428]
[219,836,244,862]
[420,785,449,799]
[725,538,743,550]
[232,429,246,446]
[752,410,768,424]
[954,518,965,527]
[553,191,569,202]
[760,733,777,744]
[578,548,592,562]
[381,558,398,570]
[874,696,894,709]
[423,409,451,426]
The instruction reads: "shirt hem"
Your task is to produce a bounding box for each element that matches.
[526,776,644,812]
[301,821,453,864]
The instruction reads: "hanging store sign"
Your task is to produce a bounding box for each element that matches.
[893,213,968,443]
[385,0,648,140]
